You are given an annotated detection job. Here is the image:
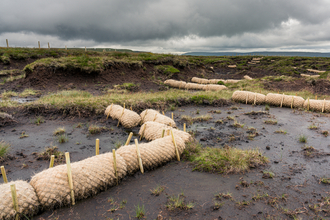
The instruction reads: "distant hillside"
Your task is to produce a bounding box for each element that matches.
[183,51,330,57]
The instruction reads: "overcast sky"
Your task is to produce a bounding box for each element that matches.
[1,0,330,53]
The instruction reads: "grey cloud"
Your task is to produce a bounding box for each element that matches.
[1,0,330,52]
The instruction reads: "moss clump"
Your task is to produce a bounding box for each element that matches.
[154,65,180,76]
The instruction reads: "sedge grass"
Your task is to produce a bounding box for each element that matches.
[183,141,268,174]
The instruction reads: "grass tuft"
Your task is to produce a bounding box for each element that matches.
[150,185,165,196]
[53,127,66,136]
[31,116,44,126]
[134,204,145,219]
[275,129,287,134]
[56,134,68,143]
[321,130,329,137]
[181,114,212,125]
[88,124,107,134]
[299,134,308,143]
[183,141,268,174]
[35,146,65,164]
[308,124,318,130]
[166,194,194,211]
[0,141,10,159]
[264,119,277,125]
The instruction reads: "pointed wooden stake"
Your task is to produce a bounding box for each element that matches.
[49,155,55,168]
[95,139,100,155]
[125,132,133,145]
[10,184,19,220]
[170,130,180,161]
[1,166,8,183]
[106,103,113,120]
[65,152,75,205]
[280,93,284,108]
[140,124,146,141]
[161,129,165,138]
[134,139,144,173]
[183,123,186,132]
[171,113,174,120]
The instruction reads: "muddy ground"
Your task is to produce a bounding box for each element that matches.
[1,104,330,219]
[2,58,330,96]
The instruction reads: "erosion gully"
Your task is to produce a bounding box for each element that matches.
[1,104,329,219]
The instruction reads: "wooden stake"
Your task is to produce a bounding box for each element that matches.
[48,42,50,49]
[140,124,146,141]
[315,95,317,100]
[125,132,133,145]
[117,103,125,127]
[141,110,148,125]
[95,139,99,155]
[112,149,118,185]
[65,45,67,50]
[6,39,9,48]
[280,93,284,108]
[49,155,55,168]
[153,113,157,121]
[106,103,113,120]
[65,152,75,205]
[130,106,132,111]
[162,111,165,115]
[171,113,174,120]
[1,166,8,183]
[10,184,19,220]
[183,123,186,132]
[85,47,86,52]
[38,41,40,49]
[161,129,165,138]
[322,99,325,113]
[134,139,144,173]
[170,130,180,161]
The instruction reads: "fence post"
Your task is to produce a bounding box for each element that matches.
[48,42,50,49]
[6,39,9,48]
[38,41,40,49]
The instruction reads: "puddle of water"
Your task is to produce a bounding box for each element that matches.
[0,97,38,103]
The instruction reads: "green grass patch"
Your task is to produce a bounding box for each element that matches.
[88,124,107,134]
[299,134,308,143]
[19,88,39,97]
[134,204,145,219]
[154,65,180,77]
[166,194,194,211]
[183,141,268,174]
[0,140,10,159]
[56,134,68,143]
[1,91,18,99]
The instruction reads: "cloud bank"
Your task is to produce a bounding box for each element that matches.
[1,0,330,52]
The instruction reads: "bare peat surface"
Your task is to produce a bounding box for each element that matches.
[1,104,330,219]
